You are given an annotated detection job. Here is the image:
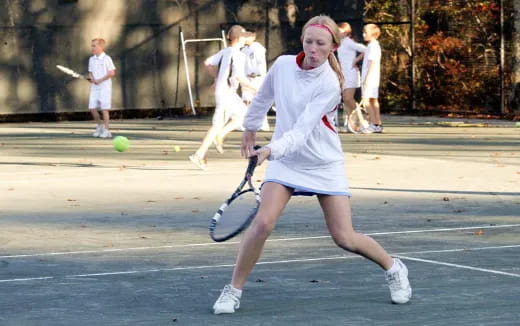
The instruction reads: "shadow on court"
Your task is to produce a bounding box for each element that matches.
[0,116,519,325]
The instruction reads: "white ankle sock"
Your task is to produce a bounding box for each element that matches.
[386,258,400,273]
[230,284,242,296]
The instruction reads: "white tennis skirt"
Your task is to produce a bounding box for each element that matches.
[263,159,351,197]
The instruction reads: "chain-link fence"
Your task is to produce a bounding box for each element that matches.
[365,0,507,116]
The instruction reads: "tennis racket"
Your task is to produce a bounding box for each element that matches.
[56,65,91,81]
[346,99,370,133]
[209,145,261,242]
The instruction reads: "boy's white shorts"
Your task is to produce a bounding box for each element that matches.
[213,92,247,128]
[89,88,112,110]
[362,85,379,99]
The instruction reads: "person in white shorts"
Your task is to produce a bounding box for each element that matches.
[361,24,383,133]
[189,25,257,170]
[336,22,366,131]
[88,38,115,138]
[212,15,412,315]
[241,30,270,131]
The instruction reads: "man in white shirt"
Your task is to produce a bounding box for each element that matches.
[88,38,116,138]
[189,25,256,170]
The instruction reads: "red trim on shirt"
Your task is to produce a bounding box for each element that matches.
[296,52,305,68]
[322,115,337,133]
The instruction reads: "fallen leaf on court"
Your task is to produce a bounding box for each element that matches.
[200,276,208,279]
[373,156,381,160]
[474,229,484,236]
[175,197,184,199]
[443,197,450,201]
[121,212,127,216]
[67,199,77,201]
[426,219,433,222]
[140,236,149,239]
[7,187,14,191]
[256,179,262,182]
[80,224,87,228]
[119,165,126,170]
[309,279,330,283]
[192,209,199,213]
[162,151,169,155]
[146,200,156,203]
[172,318,177,322]
[192,197,201,200]
[383,201,388,204]
[255,279,265,283]
[453,209,465,213]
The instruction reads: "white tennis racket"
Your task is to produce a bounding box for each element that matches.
[346,99,370,133]
[56,65,91,81]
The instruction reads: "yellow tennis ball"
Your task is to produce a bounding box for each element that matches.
[173,145,181,152]
[113,136,129,152]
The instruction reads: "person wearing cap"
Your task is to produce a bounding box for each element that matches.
[189,25,256,170]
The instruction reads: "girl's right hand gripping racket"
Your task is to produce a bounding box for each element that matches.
[209,146,261,242]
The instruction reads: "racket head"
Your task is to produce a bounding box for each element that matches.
[346,102,369,133]
[56,65,85,79]
[209,146,261,242]
[209,189,260,242]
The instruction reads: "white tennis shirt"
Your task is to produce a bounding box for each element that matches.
[361,40,381,86]
[244,53,350,196]
[337,37,366,77]
[88,52,116,91]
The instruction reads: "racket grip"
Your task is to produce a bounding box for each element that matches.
[246,145,262,175]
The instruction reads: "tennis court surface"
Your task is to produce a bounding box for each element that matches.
[1,116,519,325]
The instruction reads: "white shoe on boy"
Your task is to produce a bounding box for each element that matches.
[93,125,103,137]
[99,127,112,139]
[213,284,242,314]
[385,258,412,304]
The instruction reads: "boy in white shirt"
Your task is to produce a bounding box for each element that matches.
[241,30,270,131]
[189,25,256,170]
[361,24,383,133]
[88,38,116,138]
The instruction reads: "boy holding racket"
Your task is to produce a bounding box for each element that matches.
[189,25,256,170]
[212,15,411,314]
[361,24,383,133]
[88,38,116,138]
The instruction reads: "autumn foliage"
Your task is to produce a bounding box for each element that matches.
[364,0,502,114]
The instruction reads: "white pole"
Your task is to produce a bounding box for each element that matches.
[180,31,197,115]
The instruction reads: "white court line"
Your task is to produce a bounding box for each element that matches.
[396,255,520,278]
[1,223,519,259]
[1,244,519,283]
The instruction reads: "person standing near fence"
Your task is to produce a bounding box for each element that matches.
[189,25,256,170]
[241,30,270,132]
[361,23,383,133]
[336,22,366,131]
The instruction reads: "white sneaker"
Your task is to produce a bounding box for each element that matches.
[189,153,207,171]
[213,284,242,314]
[385,258,412,304]
[372,124,384,133]
[359,125,374,134]
[99,128,112,138]
[93,125,103,137]
[213,136,224,154]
